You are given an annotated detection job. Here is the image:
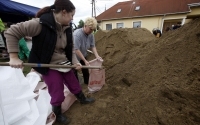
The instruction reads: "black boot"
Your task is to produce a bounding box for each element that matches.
[52,105,70,125]
[75,91,95,104]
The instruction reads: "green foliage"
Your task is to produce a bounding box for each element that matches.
[78,20,84,28]
[0,18,5,32]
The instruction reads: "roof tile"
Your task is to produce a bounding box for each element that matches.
[96,0,200,21]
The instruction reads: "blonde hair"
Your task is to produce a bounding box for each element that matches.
[84,17,97,30]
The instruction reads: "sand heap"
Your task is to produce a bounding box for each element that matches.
[64,18,200,125]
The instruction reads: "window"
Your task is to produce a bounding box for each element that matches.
[133,21,141,28]
[117,9,121,13]
[106,24,112,30]
[116,23,124,28]
[135,6,140,11]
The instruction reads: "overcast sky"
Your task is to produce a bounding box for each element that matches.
[12,0,129,25]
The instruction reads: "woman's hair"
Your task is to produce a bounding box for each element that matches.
[84,17,97,30]
[36,0,75,18]
[152,28,157,32]
[6,22,13,28]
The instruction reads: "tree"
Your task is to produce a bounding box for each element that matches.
[78,20,84,28]
[0,18,5,32]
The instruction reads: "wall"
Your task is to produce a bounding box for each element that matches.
[98,5,200,32]
[100,16,163,32]
[99,14,187,33]
[187,7,200,16]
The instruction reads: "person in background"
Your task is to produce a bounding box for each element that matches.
[0,22,13,58]
[4,0,95,124]
[152,28,162,38]
[165,27,172,32]
[73,17,103,85]
[173,22,182,30]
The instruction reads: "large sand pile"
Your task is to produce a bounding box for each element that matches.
[62,18,200,125]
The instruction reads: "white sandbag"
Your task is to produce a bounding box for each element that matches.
[0,67,37,124]
[4,101,30,124]
[88,59,105,93]
[0,91,8,125]
[0,66,75,125]
[26,72,41,92]
[0,66,37,105]
[12,99,39,125]
[88,69,105,93]
[0,108,4,125]
[34,82,47,93]
[34,90,51,125]
[61,86,77,113]
[0,107,8,125]
[46,113,56,125]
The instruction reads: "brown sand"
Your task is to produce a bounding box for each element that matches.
[58,18,200,125]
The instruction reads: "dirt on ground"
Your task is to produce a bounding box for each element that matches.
[61,18,200,125]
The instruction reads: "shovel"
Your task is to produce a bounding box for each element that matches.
[0,62,104,69]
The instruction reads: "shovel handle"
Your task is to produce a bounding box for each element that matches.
[0,62,104,69]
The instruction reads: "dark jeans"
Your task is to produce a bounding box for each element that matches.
[74,60,89,84]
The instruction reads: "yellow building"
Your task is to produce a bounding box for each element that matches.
[96,0,200,33]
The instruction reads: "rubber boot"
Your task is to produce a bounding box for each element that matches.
[75,91,95,104]
[52,105,70,125]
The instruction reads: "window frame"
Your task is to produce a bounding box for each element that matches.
[106,23,112,30]
[116,22,124,28]
[133,21,141,28]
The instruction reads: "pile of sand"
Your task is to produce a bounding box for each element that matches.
[62,18,200,125]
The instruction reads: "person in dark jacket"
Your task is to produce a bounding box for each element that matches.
[4,0,95,124]
[173,22,182,30]
[152,28,162,38]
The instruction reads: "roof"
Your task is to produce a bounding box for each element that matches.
[96,0,200,21]
[0,0,40,23]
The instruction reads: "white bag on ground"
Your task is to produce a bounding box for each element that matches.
[88,59,105,93]
[4,101,31,124]
[34,90,52,125]
[26,72,41,92]
[0,91,8,125]
[0,66,76,125]
[0,67,37,105]
[12,99,39,125]
[0,67,37,124]
[61,86,77,113]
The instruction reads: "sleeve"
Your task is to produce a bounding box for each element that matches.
[73,33,81,50]
[90,34,95,48]
[72,35,79,64]
[4,18,42,53]
[72,50,79,64]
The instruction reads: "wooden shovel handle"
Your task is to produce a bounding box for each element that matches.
[0,62,104,69]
